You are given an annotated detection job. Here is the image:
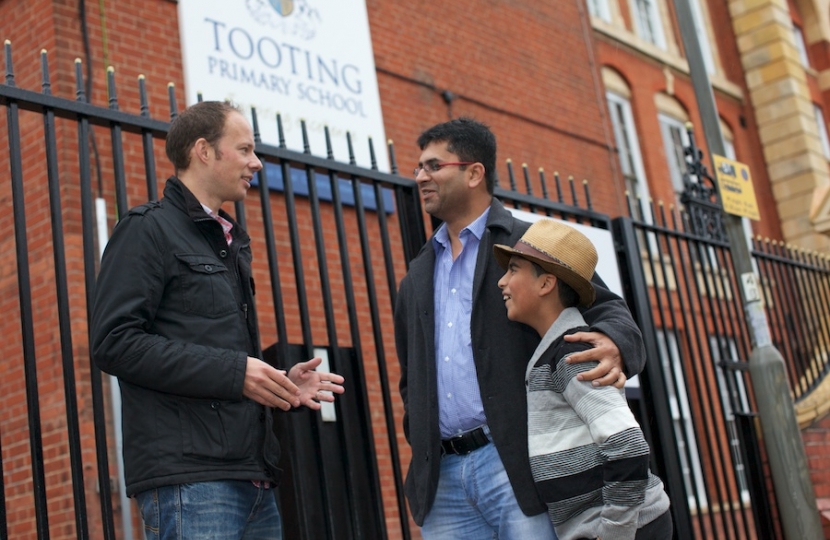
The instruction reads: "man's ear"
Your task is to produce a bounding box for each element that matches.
[192,137,212,166]
[466,162,486,190]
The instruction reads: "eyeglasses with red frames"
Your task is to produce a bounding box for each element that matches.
[413,161,475,177]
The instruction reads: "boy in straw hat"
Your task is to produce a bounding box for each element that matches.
[495,218,671,540]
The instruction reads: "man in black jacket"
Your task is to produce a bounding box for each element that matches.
[394,118,645,539]
[91,101,344,540]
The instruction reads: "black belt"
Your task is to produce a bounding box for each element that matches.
[441,427,490,455]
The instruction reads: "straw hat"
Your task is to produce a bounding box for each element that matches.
[493,219,597,306]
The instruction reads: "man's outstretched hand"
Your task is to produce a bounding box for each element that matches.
[564,331,627,389]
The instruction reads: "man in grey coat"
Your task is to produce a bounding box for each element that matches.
[394,118,645,539]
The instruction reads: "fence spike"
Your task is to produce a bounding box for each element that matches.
[522,163,534,197]
[197,92,203,103]
[368,137,378,171]
[276,113,286,148]
[539,168,549,200]
[658,201,668,228]
[554,171,563,203]
[506,159,517,193]
[107,66,118,110]
[167,82,178,120]
[251,107,261,143]
[346,132,357,166]
[388,139,398,175]
[138,75,150,117]
[5,40,15,87]
[568,175,578,206]
[325,126,334,159]
[39,50,52,95]
[582,179,592,211]
[670,204,681,230]
[74,59,86,102]
[300,119,311,154]
[623,190,632,217]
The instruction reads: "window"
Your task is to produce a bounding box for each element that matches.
[587,0,612,22]
[793,25,811,67]
[709,336,751,503]
[631,0,666,48]
[656,329,708,510]
[607,92,651,220]
[813,104,830,159]
[658,113,690,195]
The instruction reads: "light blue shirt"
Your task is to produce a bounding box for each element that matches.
[433,207,490,438]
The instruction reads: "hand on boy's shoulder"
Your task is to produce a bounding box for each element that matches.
[564,331,626,389]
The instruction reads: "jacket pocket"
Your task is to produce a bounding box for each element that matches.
[179,398,255,462]
[174,253,237,317]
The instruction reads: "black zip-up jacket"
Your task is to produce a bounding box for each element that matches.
[91,176,280,496]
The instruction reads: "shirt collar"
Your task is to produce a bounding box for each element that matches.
[432,206,491,252]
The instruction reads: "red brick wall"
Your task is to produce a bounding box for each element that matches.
[368,0,625,217]
[803,414,830,538]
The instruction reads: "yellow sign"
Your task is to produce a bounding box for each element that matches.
[713,154,760,221]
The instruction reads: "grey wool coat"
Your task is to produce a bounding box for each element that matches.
[394,198,646,525]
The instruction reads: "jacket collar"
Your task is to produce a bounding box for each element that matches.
[483,197,516,236]
[163,176,250,244]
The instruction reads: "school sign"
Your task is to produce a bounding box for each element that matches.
[178,0,389,170]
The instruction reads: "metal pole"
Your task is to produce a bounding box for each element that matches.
[670,1,823,537]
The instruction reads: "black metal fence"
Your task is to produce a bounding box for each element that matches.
[614,200,780,540]
[2,41,828,540]
[1,41,427,540]
[753,238,830,403]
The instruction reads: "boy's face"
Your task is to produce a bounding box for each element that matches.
[498,256,547,326]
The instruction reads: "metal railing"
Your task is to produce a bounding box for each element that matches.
[0,41,423,540]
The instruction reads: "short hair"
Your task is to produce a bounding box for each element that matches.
[528,260,581,308]
[417,117,497,194]
[165,101,241,173]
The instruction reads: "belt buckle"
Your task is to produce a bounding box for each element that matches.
[447,436,463,455]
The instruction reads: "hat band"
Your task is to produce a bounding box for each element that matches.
[514,239,577,274]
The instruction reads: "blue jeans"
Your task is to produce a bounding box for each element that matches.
[135,481,282,540]
[421,436,557,540]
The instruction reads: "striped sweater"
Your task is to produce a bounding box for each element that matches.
[527,308,670,540]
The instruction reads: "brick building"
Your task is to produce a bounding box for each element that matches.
[1,0,830,538]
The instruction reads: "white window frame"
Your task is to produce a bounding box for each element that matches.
[630,0,666,49]
[607,92,652,222]
[587,0,612,22]
[658,113,690,195]
[656,329,708,510]
[793,25,811,68]
[813,104,830,159]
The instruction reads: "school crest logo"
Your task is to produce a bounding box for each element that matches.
[270,0,294,16]
[246,0,321,39]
